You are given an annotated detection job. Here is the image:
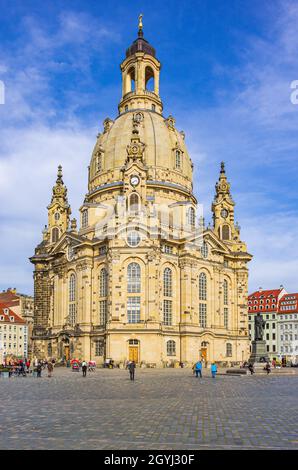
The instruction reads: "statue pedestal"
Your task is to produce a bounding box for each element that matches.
[249,340,269,364]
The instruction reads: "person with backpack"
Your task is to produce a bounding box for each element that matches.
[211,362,217,379]
[194,360,203,378]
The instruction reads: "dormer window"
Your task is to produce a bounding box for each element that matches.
[175,150,181,169]
[82,209,88,229]
[52,227,59,243]
[187,207,195,228]
[96,152,103,172]
[10,316,14,322]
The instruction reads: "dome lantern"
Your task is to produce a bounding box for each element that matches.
[119,15,162,115]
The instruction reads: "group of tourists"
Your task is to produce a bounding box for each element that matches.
[193,360,218,379]
[1,357,56,377]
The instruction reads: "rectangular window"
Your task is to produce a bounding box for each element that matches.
[163,300,172,325]
[163,245,173,254]
[99,300,107,325]
[127,297,141,324]
[82,209,88,229]
[69,304,76,326]
[199,303,207,328]
[95,341,104,356]
[266,333,269,340]
[224,307,229,329]
[272,333,276,340]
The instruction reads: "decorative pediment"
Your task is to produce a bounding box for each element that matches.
[203,229,231,254]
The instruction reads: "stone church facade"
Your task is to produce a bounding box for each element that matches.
[30,21,252,367]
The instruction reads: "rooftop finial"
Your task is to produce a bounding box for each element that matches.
[138,13,143,37]
[56,165,63,184]
[220,161,225,174]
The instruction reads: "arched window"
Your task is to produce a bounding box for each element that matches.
[199,273,207,301]
[226,343,232,357]
[163,268,172,297]
[167,340,176,356]
[127,263,141,293]
[52,227,59,243]
[82,209,88,229]
[129,193,140,215]
[188,207,195,228]
[69,273,77,326]
[222,225,230,240]
[145,66,154,91]
[126,67,135,93]
[99,268,108,326]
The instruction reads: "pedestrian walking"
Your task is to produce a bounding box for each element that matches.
[265,362,271,375]
[82,360,87,377]
[194,360,203,378]
[47,361,53,378]
[127,360,136,381]
[248,363,254,375]
[36,362,42,378]
[211,362,217,379]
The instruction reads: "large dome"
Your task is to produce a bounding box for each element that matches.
[88,109,194,196]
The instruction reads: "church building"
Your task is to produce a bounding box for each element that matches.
[30,18,252,366]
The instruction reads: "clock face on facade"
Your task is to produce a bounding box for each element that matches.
[130,175,140,187]
[221,209,228,218]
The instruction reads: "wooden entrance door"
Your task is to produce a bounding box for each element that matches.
[64,345,70,361]
[200,347,207,363]
[129,346,139,363]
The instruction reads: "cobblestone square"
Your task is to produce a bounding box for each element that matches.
[0,368,297,450]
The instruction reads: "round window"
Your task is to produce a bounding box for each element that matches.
[127,231,141,247]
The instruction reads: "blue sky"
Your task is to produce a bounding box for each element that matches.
[0,0,298,295]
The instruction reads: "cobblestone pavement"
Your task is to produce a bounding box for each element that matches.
[0,368,297,450]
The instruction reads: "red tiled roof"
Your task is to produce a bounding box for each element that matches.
[248,289,282,299]
[278,293,298,314]
[0,303,26,324]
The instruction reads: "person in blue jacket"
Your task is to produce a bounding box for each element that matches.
[211,362,217,379]
[194,360,203,378]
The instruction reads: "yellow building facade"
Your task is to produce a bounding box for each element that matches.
[30,21,252,367]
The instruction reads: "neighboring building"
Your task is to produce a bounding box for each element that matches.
[30,19,252,367]
[0,304,28,363]
[278,293,298,364]
[248,287,286,359]
[0,288,34,357]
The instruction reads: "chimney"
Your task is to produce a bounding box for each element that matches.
[259,287,262,292]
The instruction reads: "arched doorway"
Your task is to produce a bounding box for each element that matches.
[60,334,70,361]
[200,341,209,365]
